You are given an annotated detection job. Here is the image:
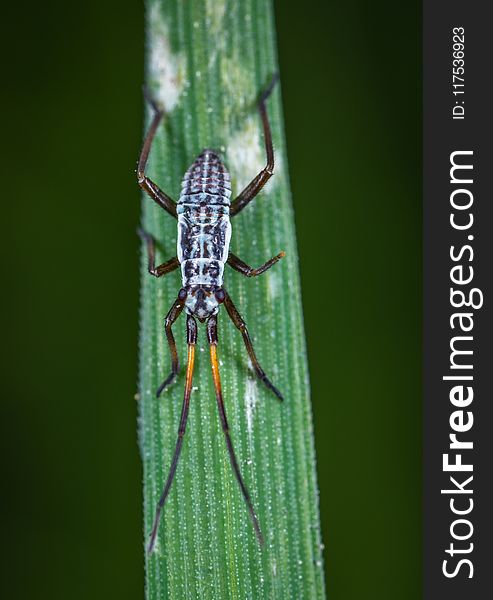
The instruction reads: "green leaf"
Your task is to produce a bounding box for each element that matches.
[138,1,325,598]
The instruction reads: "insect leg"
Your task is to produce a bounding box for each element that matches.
[207,315,264,546]
[148,314,197,554]
[156,295,185,397]
[137,228,179,277]
[137,91,178,219]
[230,74,278,217]
[223,290,283,401]
[227,250,285,278]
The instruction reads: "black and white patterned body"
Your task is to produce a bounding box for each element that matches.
[177,149,232,321]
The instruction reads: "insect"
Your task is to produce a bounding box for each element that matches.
[137,75,284,553]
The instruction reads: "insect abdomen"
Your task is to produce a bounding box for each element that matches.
[177,150,232,287]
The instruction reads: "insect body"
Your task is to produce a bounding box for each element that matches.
[137,76,284,553]
[177,150,232,320]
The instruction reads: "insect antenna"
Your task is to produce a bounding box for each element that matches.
[207,315,264,546]
[147,315,197,554]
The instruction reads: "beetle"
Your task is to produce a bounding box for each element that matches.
[137,75,284,553]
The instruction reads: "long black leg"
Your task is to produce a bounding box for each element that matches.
[137,92,178,219]
[230,74,278,217]
[227,250,285,277]
[156,294,186,397]
[148,314,198,553]
[223,290,283,401]
[207,315,264,546]
[138,228,180,278]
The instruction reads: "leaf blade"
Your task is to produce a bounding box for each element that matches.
[139,1,326,598]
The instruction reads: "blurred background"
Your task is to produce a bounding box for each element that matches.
[1,0,420,598]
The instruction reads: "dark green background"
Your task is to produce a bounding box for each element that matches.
[1,1,420,598]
